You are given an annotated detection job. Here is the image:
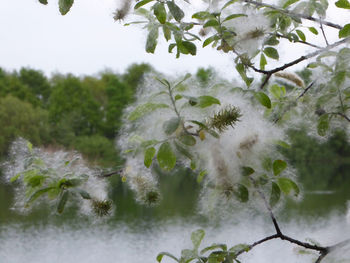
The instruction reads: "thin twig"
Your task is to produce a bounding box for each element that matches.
[319,20,329,46]
[241,0,342,30]
[297,81,315,100]
[97,169,123,178]
[273,33,322,49]
[235,234,279,257]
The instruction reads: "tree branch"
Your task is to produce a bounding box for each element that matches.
[249,37,350,89]
[241,0,343,30]
[329,112,350,122]
[235,234,279,257]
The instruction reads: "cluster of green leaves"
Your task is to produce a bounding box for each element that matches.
[38,0,74,15]
[307,48,350,136]
[242,157,299,208]
[10,142,93,214]
[157,229,250,263]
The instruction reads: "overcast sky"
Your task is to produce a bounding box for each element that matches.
[0,0,235,78]
[0,0,347,78]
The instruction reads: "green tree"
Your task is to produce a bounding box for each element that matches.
[0,95,50,155]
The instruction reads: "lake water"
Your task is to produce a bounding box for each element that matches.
[0,214,349,263]
[1,171,350,263]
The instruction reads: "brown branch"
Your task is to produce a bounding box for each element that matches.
[329,112,350,122]
[297,81,315,100]
[235,234,279,257]
[249,37,350,89]
[97,169,123,178]
[280,234,328,252]
[241,0,343,30]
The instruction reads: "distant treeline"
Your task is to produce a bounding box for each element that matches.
[0,64,153,166]
[0,65,349,191]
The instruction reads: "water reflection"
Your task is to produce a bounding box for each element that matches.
[0,169,350,262]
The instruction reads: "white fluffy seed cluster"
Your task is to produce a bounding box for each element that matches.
[118,73,291,212]
[1,138,109,216]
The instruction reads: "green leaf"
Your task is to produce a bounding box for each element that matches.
[277,177,300,197]
[201,244,227,254]
[181,41,197,55]
[234,184,249,202]
[339,24,350,38]
[10,173,21,183]
[178,134,196,146]
[27,141,33,153]
[174,141,193,160]
[146,27,159,53]
[296,29,306,41]
[335,0,350,9]
[144,147,156,168]
[317,114,329,136]
[197,170,207,183]
[241,166,255,177]
[255,92,271,109]
[197,96,221,108]
[157,142,177,171]
[203,35,219,47]
[222,14,247,22]
[269,84,282,99]
[283,0,300,8]
[57,190,69,214]
[26,187,55,206]
[58,0,74,15]
[192,11,211,20]
[260,53,267,70]
[308,27,318,35]
[229,244,250,253]
[76,188,91,200]
[269,182,281,207]
[134,0,154,9]
[262,157,272,172]
[163,25,171,41]
[181,249,197,261]
[128,103,169,121]
[273,159,287,176]
[167,1,184,22]
[191,229,205,250]
[263,47,279,60]
[334,71,347,85]
[157,252,179,262]
[154,3,167,24]
[174,94,183,100]
[222,0,239,10]
[264,36,279,46]
[39,0,48,4]
[275,140,291,148]
[236,63,253,87]
[163,117,180,135]
[203,19,220,28]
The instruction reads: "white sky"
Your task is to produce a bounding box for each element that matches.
[0,0,234,78]
[0,0,347,78]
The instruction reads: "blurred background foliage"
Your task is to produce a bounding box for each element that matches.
[0,65,349,223]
